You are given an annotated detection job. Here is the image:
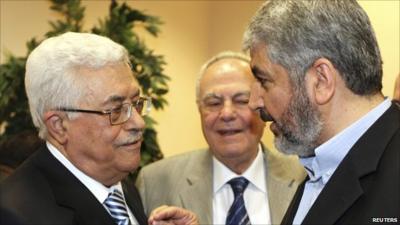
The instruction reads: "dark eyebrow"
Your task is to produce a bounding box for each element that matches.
[251,66,262,78]
[251,65,272,83]
[252,65,271,78]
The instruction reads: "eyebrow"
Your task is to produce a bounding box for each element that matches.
[203,91,250,101]
[105,96,125,105]
[104,90,141,105]
[251,66,272,80]
[232,91,250,99]
[203,93,222,100]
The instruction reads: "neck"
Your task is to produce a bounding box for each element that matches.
[218,151,258,175]
[46,139,125,187]
[319,92,384,144]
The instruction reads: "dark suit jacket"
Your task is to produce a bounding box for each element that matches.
[282,102,400,225]
[0,145,147,225]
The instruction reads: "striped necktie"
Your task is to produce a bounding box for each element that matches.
[103,189,131,225]
[226,177,251,225]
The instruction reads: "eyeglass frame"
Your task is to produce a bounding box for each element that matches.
[56,96,151,125]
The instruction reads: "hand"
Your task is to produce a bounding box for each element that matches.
[148,205,199,225]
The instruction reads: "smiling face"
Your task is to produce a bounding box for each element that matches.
[64,63,145,186]
[198,58,265,173]
[249,43,322,157]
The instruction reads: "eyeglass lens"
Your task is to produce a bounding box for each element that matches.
[109,98,149,125]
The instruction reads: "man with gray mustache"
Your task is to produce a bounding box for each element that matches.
[0,32,197,225]
[115,131,144,149]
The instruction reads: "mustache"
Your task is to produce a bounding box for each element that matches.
[115,130,144,146]
[258,108,274,122]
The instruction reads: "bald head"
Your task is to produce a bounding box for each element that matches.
[196,51,250,103]
[196,51,265,174]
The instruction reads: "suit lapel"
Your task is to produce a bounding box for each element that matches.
[52,184,116,225]
[179,151,213,225]
[302,103,400,224]
[281,179,306,225]
[265,150,302,224]
[35,148,115,225]
[122,179,147,225]
[302,166,363,224]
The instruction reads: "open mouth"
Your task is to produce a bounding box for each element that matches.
[217,129,242,136]
[120,137,143,147]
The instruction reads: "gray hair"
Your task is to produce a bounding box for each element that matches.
[25,32,130,139]
[196,51,250,102]
[243,0,383,95]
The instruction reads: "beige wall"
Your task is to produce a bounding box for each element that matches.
[1,0,399,157]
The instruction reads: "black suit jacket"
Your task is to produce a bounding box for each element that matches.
[0,145,147,225]
[282,102,400,225]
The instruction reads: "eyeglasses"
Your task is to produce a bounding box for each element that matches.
[57,96,151,125]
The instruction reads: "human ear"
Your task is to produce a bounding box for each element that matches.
[306,58,336,105]
[43,111,68,145]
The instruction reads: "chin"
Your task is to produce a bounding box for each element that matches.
[216,146,247,157]
[118,155,140,172]
[121,164,139,174]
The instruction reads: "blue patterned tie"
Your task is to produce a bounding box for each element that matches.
[226,177,251,225]
[103,189,131,225]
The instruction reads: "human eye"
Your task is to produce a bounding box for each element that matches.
[255,76,269,87]
[109,104,123,117]
[252,67,272,89]
[134,98,145,113]
[105,105,123,123]
[202,97,222,111]
[235,97,250,105]
[204,99,221,107]
[110,104,123,113]
[233,93,250,106]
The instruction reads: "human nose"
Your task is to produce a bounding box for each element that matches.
[124,105,145,131]
[220,101,236,121]
[249,82,273,122]
[249,82,265,111]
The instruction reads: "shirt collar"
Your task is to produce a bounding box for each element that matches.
[213,144,266,194]
[300,98,391,184]
[46,142,122,203]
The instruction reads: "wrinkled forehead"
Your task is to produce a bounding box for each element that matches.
[77,63,140,106]
[200,76,253,102]
[101,79,140,105]
[206,57,250,75]
[200,59,254,94]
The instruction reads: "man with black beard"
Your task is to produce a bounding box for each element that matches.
[243,0,399,224]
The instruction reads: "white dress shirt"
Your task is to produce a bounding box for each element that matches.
[293,98,392,225]
[47,142,139,225]
[213,145,272,225]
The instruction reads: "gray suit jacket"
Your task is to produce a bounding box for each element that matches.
[136,146,305,225]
